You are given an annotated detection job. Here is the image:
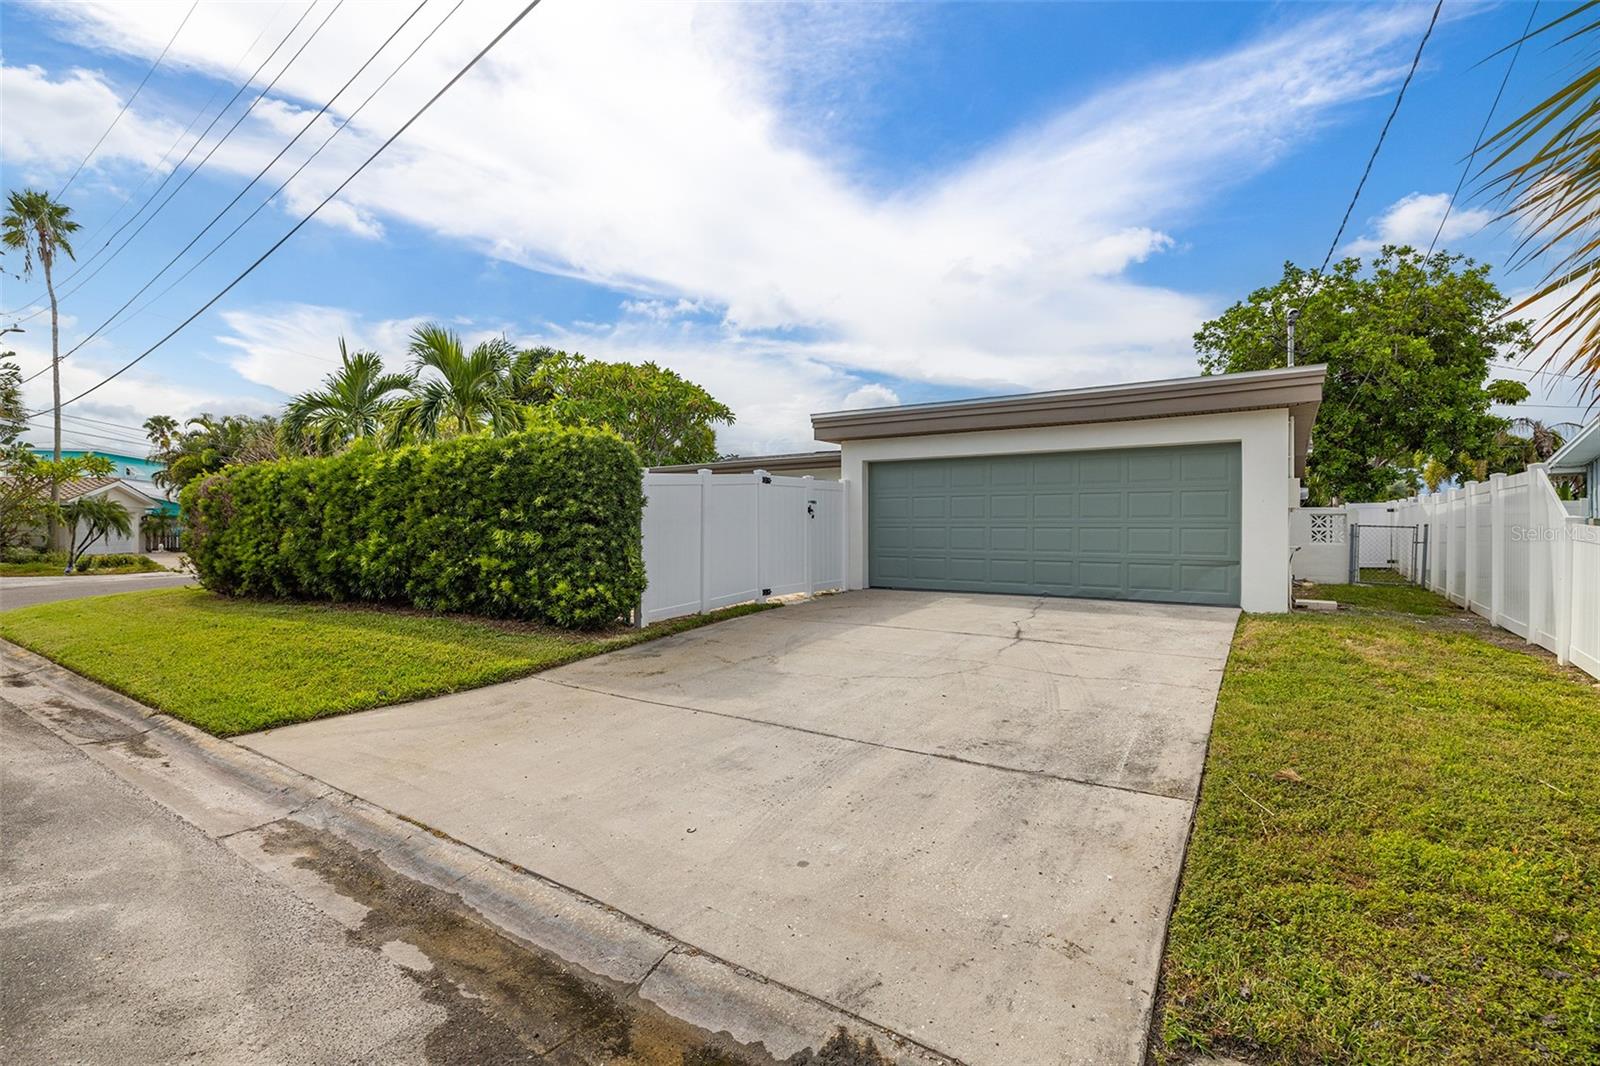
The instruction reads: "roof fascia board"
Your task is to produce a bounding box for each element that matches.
[812,366,1328,443]
[1548,416,1600,471]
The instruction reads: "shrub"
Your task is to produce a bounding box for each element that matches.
[77,553,154,572]
[0,546,56,564]
[182,428,646,629]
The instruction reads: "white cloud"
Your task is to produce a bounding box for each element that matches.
[840,384,900,411]
[210,302,892,457]
[8,1,1445,448]
[8,333,279,455]
[216,304,429,395]
[1345,192,1495,256]
[620,298,711,322]
[0,63,183,177]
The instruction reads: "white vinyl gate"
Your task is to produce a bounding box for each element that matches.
[639,470,847,625]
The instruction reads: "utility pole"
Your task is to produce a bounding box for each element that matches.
[1286,307,1299,368]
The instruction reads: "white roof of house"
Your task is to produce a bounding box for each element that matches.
[1549,415,1600,472]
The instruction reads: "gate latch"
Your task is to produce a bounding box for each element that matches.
[807,500,816,518]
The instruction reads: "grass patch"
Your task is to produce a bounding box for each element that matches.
[1296,580,1453,616]
[0,587,773,736]
[0,554,167,576]
[1159,584,1600,1064]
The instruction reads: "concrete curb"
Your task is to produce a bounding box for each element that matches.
[0,640,959,1065]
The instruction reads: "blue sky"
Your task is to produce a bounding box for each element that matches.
[0,0,1589,457]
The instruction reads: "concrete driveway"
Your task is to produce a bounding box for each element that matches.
[242,590,1238,1065]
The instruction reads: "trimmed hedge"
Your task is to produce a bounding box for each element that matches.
[181,427,646,629]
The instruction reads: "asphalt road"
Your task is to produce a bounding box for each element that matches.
[0,571,197,611]
[0,701,452,1065]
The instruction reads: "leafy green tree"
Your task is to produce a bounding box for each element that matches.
[1473,417,1576,481]
[146,413,286,492]
[509,345,560,405]
[61,494,133,572]
[3,189,80,531]
[531,351,734,466]
[282,339,414,454]
[0,358,23,448]
[1195,247,1533,502]
[389,324,523,442]
[1483,2,1600,399]
[0,451,113,550]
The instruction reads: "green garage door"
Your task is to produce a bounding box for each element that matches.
[867,443,1241,606]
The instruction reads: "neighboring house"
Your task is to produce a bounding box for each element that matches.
[29,449,179,516]
[701,365,1324,613]
[1548,415,1599,522]
[20,477,164,556]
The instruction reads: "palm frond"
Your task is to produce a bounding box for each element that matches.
[1484,3,1600,400]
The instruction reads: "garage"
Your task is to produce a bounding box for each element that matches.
[812,365,1327,613]
[867,443,1241,605]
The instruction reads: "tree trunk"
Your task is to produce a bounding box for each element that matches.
[45,249,61,550]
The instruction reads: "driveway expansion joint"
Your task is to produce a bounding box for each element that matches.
[796,612,1234,662]
[537,675,1196,804]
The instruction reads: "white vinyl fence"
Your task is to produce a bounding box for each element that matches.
[639,470,847,626]
[1391,464,1599,681]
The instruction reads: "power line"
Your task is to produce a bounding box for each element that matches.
[8,416,150,451]
[50,0,470,373]
[33,0,547,416]
[1294,0,1443,318]
[23,0,347,324]
[1,408,149,436]
[1340,0,1552,425]
[60,411,152,435]
[47,0,433,372]
[5,1,322,320]
[66,8,290,264]
[1426,1,1538,258]
[2,2,291,317]
[57,1,200,198]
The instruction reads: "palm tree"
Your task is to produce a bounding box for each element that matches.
[143,414,180,454]
[60,495,133,572]
[282,339,414,454]
[509,345,561,405]
[3,189,80,534]
[1484,3,1600,399]
[389,324,523,442]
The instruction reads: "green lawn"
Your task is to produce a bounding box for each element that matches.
[1160,584,1600,1064]
[0,587,771,736]
[0,555,167,576]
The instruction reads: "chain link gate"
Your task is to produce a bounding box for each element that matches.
[1349,522,1428,585]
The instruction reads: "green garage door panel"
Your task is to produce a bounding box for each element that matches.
[867,443,1242,606]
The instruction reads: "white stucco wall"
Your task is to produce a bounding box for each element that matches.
[837,408,1297,612]
[1290,507,1352,584]
[52,486,148,555]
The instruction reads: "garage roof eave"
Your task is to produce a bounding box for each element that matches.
[1547,415,1600,472]
[810,365,1328,444]
[649,449,842,475]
